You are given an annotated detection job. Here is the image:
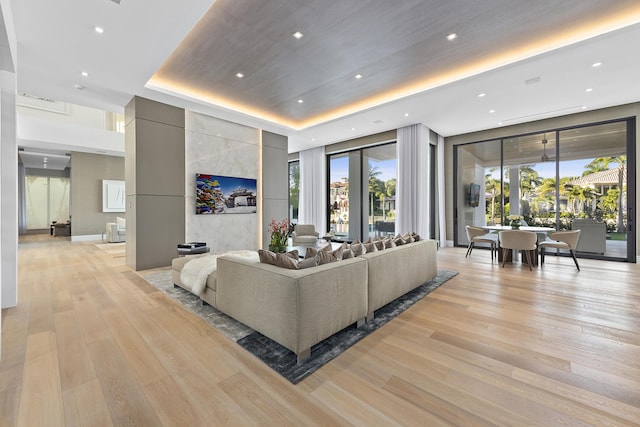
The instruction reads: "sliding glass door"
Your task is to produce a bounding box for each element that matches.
[454,118,635,262]
[327,143,397,241]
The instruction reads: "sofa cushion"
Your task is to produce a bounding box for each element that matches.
[342,248,354,259]
[259,249,298,265]
[298,256,320,269]
[304,244,332,258]
[383,237,396,249]
[351,242,366,256]
[318,250,339,265]
[363,242,378,253]
[275,252,298,269]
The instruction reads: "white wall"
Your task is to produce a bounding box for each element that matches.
[185,111,261,252]
[0,0,18,361]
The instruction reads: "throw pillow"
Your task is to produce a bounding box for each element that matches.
[351,242,366,256]
[275,252,299,269]
[286,249,299,259]
[318,250,338,265]
[363,242,377,253]
[258,249,277,265]
[352,238,361,245]
[298,256,319,269]
[332,247,344,260]
[411,232,422,241]
[305,244,332,258]
[374,239,385,251]
[394,236,406,246]
[342,248,354,259]
[383,237,396,249]
[402,232,414,243]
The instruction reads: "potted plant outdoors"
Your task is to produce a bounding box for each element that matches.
[268,218,290,253]
[507,214,524,229]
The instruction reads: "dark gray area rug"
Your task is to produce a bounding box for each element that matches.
[140,268,458,384]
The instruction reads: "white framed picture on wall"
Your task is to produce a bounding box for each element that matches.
[102,179,125,212]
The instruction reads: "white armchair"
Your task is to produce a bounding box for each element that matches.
[106,216,126,243]
[291,224,319,245]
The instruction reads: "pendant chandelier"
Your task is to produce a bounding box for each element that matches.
[541,134,549,162]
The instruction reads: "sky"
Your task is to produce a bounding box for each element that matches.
[329,157,396,183]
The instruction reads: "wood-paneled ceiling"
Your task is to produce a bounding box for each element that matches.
[11,0,640,153]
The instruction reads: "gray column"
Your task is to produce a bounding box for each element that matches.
[124,97,185,270]
[261,131,288,249]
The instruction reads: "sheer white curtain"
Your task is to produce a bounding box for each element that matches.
[298,146,327,234]
[396,124,430,237]
[437,134,447,247]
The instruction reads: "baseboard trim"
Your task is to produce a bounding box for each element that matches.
[71,234,103,242]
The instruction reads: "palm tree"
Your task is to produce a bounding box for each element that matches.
[368,165,383,230]
[583,156,626,231]
[485,171,502,224]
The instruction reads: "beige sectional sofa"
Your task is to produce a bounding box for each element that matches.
[361,239,438,320]
[217,255,368,363]
[171,239,437,363]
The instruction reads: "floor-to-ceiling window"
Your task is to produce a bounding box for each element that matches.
[288,160,299,224]
[454,118,635,262]
[25,175,70,231]
[327,142,397,240]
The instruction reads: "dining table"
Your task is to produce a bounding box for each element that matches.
[483,225,556,264]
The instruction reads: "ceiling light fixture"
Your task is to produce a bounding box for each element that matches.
[297,99,304,103]
[355,74,362,79]
[292,31,304,39]
[404,113,409,117]
[235,72,244,78]
[94,26,104,34]
[541,134,549,162]
[592,61,603,68]
[489,109,496,113]
[446,33,457,41]
[585,87,593,92]
[81,71,89,77]
[478,93,486,98]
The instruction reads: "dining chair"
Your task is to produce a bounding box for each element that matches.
[465,225,497,261]
[539,230,581,271]
[498,230,538,270]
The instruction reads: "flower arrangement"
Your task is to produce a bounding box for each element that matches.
[268,218,290,252]
[507,214,524,229]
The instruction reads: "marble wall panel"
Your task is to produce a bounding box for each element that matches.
[185,111,260,251]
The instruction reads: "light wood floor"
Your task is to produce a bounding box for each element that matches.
[2,236,640,426]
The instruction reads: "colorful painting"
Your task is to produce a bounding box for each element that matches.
[196,174,257,214]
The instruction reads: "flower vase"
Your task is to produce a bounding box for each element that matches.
[511,222,520,230]
[268,244,286,253]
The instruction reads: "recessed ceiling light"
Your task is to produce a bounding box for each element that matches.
[351,127,356,131]
[592,62,603,68]
[404,113,409,117]
[43,158,47,162]
[297,99,304,104]
[582,105,588,110]
[489,109,496,113]
[585,88,593,92]
[292,31,304,39]
[235,72,244,78]
[478,93,486,98]
[94,26,104,34]
[355,74,362,79]
[498,122,504,126]
[446,33,457,41]
[81,71,89,77]
[311,138,315,142]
